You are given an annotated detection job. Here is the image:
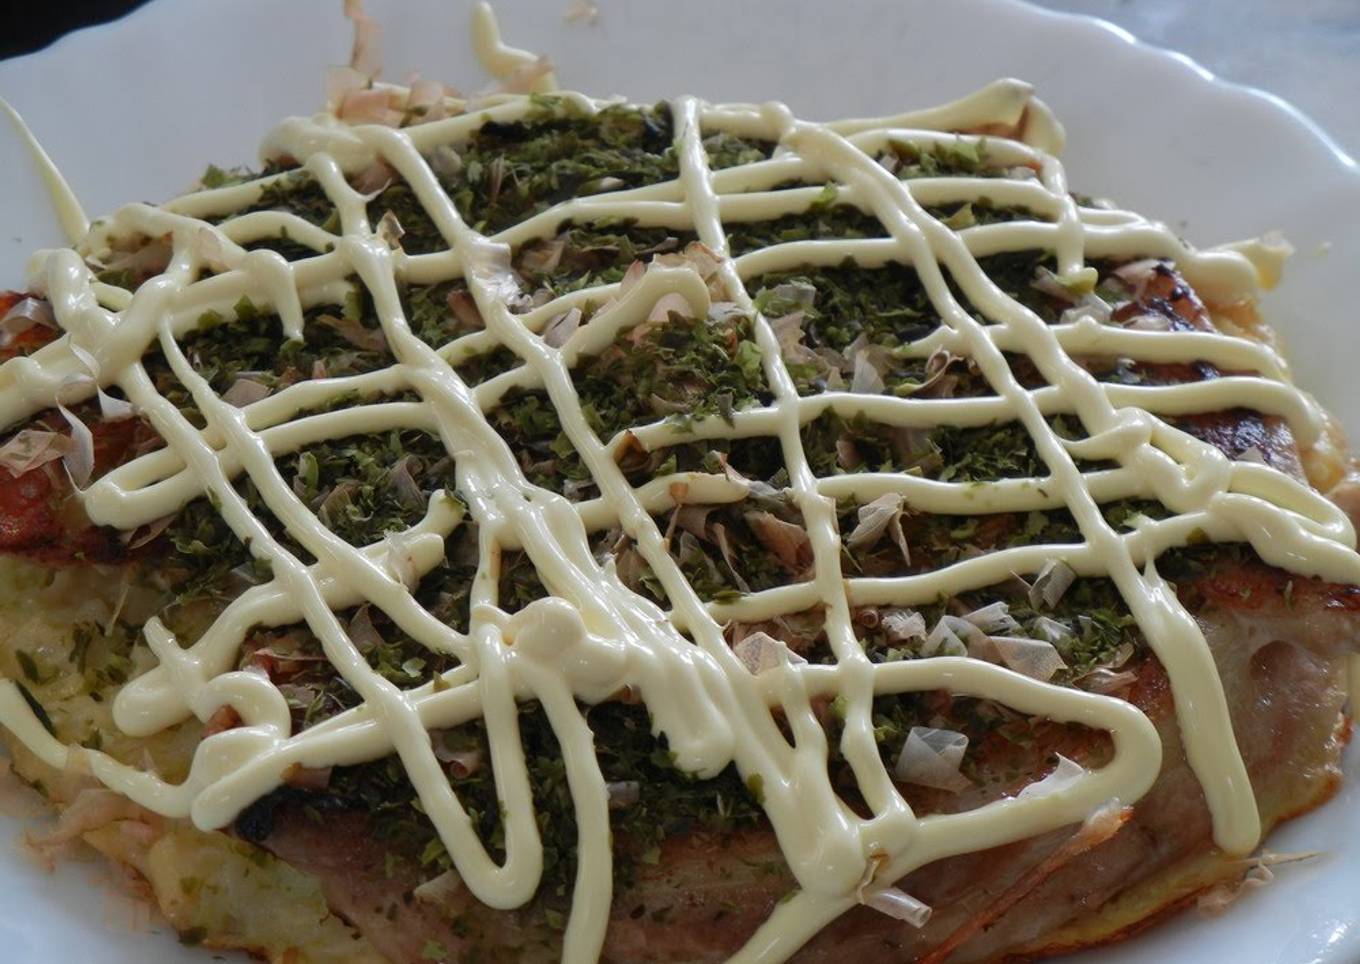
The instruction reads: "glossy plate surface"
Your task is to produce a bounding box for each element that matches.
[0,1,1356,961]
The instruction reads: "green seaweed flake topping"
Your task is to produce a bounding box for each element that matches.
[704,130,776,170]
[802,413,1105,482]
[727,199,887,256]
[143,295,391,429]
[486,389,594,499]
[321,699,766,904]
[571,307,771,439]
[515,220,698,298]
[207,167,339,260]
[368,103,679,253]
[449,103,679,234]
[163,428,453,608]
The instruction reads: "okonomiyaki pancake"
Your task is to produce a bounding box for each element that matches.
[0,5,1357,963]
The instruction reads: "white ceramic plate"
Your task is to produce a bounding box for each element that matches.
[0,1,1356,961]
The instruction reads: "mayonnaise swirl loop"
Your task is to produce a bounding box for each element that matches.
[0,8,1357,962]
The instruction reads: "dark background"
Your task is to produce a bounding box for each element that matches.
[2,0,152,59]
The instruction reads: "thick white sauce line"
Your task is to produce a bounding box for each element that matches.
[0,6,1357,961]
[0,97,89,244]
[781,114,1270,848]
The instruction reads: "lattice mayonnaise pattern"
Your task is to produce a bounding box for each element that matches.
[0,52,1357,964]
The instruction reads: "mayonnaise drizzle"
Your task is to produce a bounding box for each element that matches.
[1,7,1358,961]
[0,96,89,244]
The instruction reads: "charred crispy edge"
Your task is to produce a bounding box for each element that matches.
[995,713,1350,964]
[1214,294,1360,497]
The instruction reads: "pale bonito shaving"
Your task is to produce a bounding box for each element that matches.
[0,4,1357,962]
